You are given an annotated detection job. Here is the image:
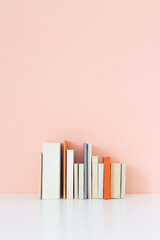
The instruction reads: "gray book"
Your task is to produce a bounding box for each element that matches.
[84,143,88,199]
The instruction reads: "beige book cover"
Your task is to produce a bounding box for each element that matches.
[111,163,121,199]
[39,153,43,199]
[121,163,126,198]
[92,156,98,199]
[98,163,104,199]
[67,150,74,199]
[79,164,84,199]
[74,163,79,199]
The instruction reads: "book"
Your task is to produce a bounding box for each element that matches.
[88,144,92,199]
[103,157,111,200]
[84,143,88,199]
[92,156,98,199]
[39,153,43,199]
[121,163,126,198]
[74,163,79,199]
[98,163,104,199]
[79,164,84,199]
[42,143,61,199]
[63,140,67,199]
[67,150,74,199]
[111,163,121,199]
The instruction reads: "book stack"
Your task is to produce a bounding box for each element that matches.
[39,141,126,200]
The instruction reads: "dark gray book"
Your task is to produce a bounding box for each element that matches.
[84,143,88,199]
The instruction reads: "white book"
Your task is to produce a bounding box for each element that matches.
[121,163,126,199]
[111,163,121,199]
[39,153,43,199]
[92,156,98,199]
[98,163,104,199]
[79,164,84,199]
[74,163,79,199]
[42,143,61,199]
[67,150,74,199]
[88,144,92,199]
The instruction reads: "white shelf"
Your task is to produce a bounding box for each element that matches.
[0,194,160,240]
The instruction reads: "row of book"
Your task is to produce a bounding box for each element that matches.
[39,141,126,200]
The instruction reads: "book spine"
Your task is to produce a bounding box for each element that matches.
[98,163,104,199]
[121,163,126,198]
[111,163,121,199]
[88,144,92,199]
[63,140,67,199]
[79,164,84,199]
[39,153,43,199]
[74,163,79,199]
[84,143,88,199]
[103,157,111,200]
[92,156,98,199]
[42,143,61,199]
[67,150,74,199]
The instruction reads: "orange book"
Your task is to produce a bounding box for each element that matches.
[103,157,111,200]
[63,140,67,199]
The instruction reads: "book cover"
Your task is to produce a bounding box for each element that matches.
[103,157,111,200]
[39,153,43,199]
[79,163,84,199]
[84,143,88,199]
[88,144,92,199]
[63,140,67,199]
[67,150,74,199]
[121,163,126,198]
[92,156,98,199]
[42,143,61,199]
[111,163,121,199]
[98,163,104,199]
[74,163,79,199]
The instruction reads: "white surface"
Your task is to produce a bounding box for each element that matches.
[87,144,92,199]
[67,150,74,199]
[42,143,61,199]
[98,163,104,199]
[79,164,84,199]
[0,194,160,240]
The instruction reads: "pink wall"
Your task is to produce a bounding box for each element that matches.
[0,0,160,193]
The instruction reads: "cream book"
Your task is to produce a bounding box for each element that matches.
[98,163,104,199]
[121,163,126,198]
[88,144,92,199]
[92,156,98,199]
[42,143,61,199]
[111,163,121,199]
[74,163,79,199]
[39,153,43,199]
[67,150,74,199]
[79,164,84,199]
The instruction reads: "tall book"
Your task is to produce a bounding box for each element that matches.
[98,163,104,199]
[74,163,79,199]
[92,156,98,199]
[84,143,88,199]
[39,153,43,199]
[42,143,61,199]
[121,163,126,198]
[79,164,84,199]
[103,157,111,200]
[63,140,67,199]
[111,163,121,199]
[67,150,74,199]
[88,144,92,199]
